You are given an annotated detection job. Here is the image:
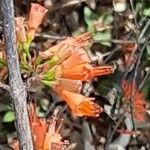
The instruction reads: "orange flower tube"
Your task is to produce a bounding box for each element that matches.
[27,3,48,40]
[59,64,114,81]
[28,3,48,31]
[54,86,102,117]
[71,32,93,47]
[15,17,27,43]
[41,39,73,59]
[39,32,92,60]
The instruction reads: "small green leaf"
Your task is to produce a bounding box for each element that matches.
[41,80,56,87]
[43,68,56,81]
[93,31,112,46]
[103,14,114,25]
[84,7,93,18]
[84,6,98,27]
[3,111,15,122]
[143,8,150,16]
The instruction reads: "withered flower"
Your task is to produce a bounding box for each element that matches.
[15,17,27,43]
[27,3,48,41]
[39,32,92,60]
[28,103,67,150]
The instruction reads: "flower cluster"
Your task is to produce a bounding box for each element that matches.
[12,3,115,119]
[122,80,146,121]
[14,3,115,118]
[40,32,115,117]
[15,3,48,53]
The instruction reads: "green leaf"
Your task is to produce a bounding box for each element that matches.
[43,68,56,81]
[3,111,15,122]
[41,80,56,87]
[84,7,98,27]
[84,7,92,18]
[143,8,150,16]
[93,31,112,46]
[103,14,114,25]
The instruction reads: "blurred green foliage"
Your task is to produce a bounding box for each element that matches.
[84,7,113,46]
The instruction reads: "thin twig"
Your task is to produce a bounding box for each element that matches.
[95,39,150,44]
[129,0,139,30]
[35,33,66,40]
[132,33,150,97]
[138,19,150,40]
[138,70,150,91]
[124,18,150,78]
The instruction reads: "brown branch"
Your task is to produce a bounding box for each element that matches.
[0,0,33,149]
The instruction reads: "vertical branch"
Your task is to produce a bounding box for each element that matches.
[0,0,33,149]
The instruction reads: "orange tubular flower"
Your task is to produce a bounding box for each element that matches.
[71,32,92,48]
[38,47,91,73]
[27,3,48,40]
[39,32,92,60]
[57,64,114,81]
[15,17,27,43]
[55,87,102,117]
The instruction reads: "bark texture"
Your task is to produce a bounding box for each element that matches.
[0,0,33,149]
